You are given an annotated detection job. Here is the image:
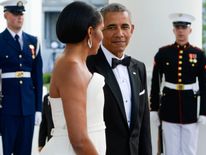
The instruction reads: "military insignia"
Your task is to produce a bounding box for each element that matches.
[17,1,23,6]
[29,44,35,59]
[189,53,197,63]
[178,13,183,17]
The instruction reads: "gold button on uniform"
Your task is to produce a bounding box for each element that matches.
[178,73,182,76]
[19,55,22,58]
[179,61,182,65]
[178,79,182,83]
[179,55,183,59]
[178,67,182,70]
[19,80,23,84]
[179,50,183,54]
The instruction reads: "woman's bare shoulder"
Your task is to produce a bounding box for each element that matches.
[53,56,88,89]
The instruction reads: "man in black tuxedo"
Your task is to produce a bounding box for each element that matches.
[87,3,152,155]
[38,93,54,152]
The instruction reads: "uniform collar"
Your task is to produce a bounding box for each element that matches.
[7,28,23,40]
[174,42,190,49]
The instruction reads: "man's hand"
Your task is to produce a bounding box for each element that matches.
[150,111,160,127]
[35,111,42,125]
[198,115,206,125]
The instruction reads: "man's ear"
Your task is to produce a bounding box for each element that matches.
[131,24,134,34]
[189,27,192,34]
[4,12,8,19]
[173,28,175,34]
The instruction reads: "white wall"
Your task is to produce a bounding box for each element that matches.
[24,0,43,42]
[0,6,6,32]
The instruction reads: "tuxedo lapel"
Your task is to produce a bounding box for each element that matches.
[128,60,141,130]
[3,29,20,51]
[95,50,128,123]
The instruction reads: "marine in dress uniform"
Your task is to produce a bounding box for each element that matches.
[150,13,206,155]
[0,0,43,154]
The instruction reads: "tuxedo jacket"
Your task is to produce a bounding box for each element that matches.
[38,93,54,147]
[0,28,43,116]
[87,48,152,155]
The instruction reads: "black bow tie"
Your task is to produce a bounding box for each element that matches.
[111,56,131,69]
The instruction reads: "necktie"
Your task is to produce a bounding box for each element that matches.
[111,56,131,69]
[14,34,21,50]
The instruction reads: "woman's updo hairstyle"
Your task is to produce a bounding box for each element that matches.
[56,1,102,44]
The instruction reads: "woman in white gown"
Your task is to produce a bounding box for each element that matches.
[40,1,105,155]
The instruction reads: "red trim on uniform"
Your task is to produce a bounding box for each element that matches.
[177,46,183,123]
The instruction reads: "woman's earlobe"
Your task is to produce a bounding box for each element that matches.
[88,38,92,48]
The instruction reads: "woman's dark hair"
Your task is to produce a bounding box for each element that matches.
[56,1,102,44]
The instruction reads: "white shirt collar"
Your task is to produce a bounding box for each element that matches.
[101,44,125,67]
[7,28,23,40]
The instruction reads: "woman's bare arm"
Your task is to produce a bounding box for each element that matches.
[51,57,98,155]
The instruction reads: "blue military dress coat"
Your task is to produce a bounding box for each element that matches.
[0,28,43,116]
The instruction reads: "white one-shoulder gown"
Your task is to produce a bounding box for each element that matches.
[40,73,106,155]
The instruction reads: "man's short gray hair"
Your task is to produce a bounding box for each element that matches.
[100,3,131,19]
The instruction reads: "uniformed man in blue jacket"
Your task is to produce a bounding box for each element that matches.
[0,0,43,154]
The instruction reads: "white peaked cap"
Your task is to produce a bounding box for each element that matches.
[0,0,27,12]
[169,13,195,25]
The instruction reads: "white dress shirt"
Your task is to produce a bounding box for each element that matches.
[101,45,132,127]
[7,28,23,50]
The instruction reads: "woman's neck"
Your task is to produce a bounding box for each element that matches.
[64,43,89,62]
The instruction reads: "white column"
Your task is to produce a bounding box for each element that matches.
[0,7,6,32]
[24,0,43,41]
